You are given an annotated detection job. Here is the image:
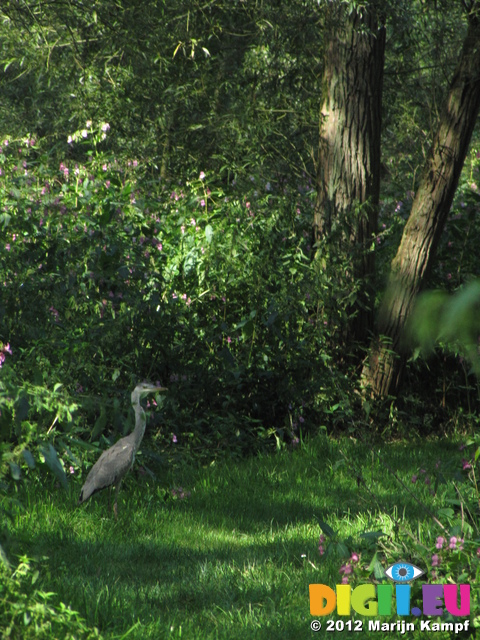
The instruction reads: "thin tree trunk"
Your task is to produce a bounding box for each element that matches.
[314,3,385,344]
[362,5,480,398]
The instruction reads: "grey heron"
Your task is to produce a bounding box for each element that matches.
[78,382,167,518]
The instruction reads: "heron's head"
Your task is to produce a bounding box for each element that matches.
[131,382,167,406]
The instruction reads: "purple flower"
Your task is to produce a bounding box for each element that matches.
[431,554,440,567]
[462,458,472,470]
[411,475,418,483]
[436,536,445,549]
[449,536,457,549]
[172,434,177,443]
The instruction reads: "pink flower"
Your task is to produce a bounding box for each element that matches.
[227,336,231,344]
[341,576,349,584]
[449,536,457,550]
[339,563,352,576]
[436,536,445,549]
[462,458,472,470]
[199,171,206,180]
[431,554,440,567]
[411,475,418,483]
[350,552,359,563]
[172,434,177,443]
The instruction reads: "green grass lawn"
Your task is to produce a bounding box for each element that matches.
[1,434,476,639]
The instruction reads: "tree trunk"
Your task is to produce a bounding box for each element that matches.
[362,5,480,398]
[314,3,385,344]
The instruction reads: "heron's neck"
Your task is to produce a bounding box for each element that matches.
[132,404,147,450]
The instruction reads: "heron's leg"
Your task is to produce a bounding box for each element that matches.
[113,480,123,520]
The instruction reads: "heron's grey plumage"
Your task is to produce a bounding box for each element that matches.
[78,382,167,518]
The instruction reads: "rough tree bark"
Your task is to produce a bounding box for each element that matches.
[314,2,385,344]
[362,3,480,398]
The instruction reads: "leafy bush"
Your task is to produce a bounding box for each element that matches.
[0,555,101,639]
[1,123,358,481]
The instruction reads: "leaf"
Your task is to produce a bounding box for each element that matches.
[336,541,349,558]
[90,407,107,441]
[368,552,385,580]
[0,543,10,567]
[315,518,336,538]
[437,507,455,518]
[9,462,21,480]
[40,444,68,490]
[22,449,36,469]
[183,249,197,275]
[205,224,213,244]
[359,530,384,541]
[16,396,30,423]
[219,347,235,368]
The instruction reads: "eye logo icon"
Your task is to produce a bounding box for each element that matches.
[385,562,424,583]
